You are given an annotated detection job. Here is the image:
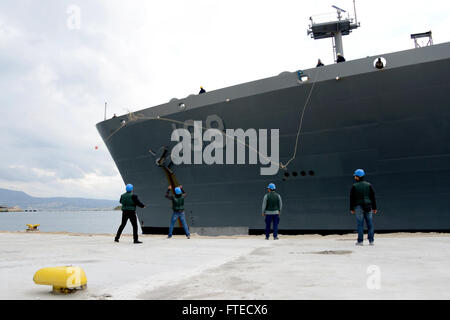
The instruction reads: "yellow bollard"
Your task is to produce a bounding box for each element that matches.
[26,224,40,232]
[33,266,87,294]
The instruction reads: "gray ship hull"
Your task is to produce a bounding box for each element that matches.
[97,42,450,234]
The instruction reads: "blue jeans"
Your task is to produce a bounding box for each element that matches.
[265,214,280,238]
[355,206,374,243]
[168,211,190,237]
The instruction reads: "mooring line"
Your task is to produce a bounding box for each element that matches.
[104,69,320,171]
[280,68,320,169]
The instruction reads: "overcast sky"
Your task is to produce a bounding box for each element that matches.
[1,0,449,200]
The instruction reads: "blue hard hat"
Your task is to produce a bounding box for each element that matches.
[126,184,133,192]
[174,187,182,195]
[268,183,276,190]
[353,169,365,177]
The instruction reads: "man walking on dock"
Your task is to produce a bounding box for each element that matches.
[115,184,146,244]
[350,169,377,246]
[262,183,282,240]
[165,185,190,239]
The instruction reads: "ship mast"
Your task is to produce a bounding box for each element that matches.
[307,2,360,62]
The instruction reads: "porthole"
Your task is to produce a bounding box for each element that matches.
[284,172,290,177]
[300,171,306,176]
[373,57,387,69]
[292,172,298,177]
[309,170,315,176]
[179,103,186,110]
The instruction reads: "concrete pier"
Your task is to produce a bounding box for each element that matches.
[1,231,449,300]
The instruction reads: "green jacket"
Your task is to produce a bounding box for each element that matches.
[120,192,136,211]
[262,191,282,214]
[165,188,186,212]
[120,192,145,211]
[172,195,185,212]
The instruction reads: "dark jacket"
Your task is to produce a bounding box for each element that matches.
[350,179,377,211]
[375,59,384,69]
[337,55,346,63]
[120,192,145,211]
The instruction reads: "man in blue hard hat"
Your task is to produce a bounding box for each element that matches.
[165,185,190,239]
[350,169,377,246]
[262,183,282,240]
[115,184,146,244]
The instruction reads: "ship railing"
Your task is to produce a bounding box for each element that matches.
[309,12,353,26]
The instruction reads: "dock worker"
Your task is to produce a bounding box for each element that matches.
[316,59,324,67]
[199,86,206,94]
[336,53,346,63]
[165,185,190,239]
[350,169,377,246]
[262,183,282,240]
[115,184,146,244]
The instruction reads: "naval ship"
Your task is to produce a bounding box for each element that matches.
[97,7,450,235]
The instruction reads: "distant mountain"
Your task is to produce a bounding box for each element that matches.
[0,188,118,210]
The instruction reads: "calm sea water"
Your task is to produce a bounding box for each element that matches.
[0,210,140,234]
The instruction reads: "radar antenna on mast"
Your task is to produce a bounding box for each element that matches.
[307,1,360,62]
[331,5,346,20]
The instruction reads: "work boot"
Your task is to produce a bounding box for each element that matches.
[114,238,119,243]
[167,235,172,239]
[134,240,143,244]
[369,242,375,246]
[355,242,363,246]
[186,235,190,239]
[274,237,279,240]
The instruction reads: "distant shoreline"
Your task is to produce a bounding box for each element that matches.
[0,187,119,212]
[0,206,23,212]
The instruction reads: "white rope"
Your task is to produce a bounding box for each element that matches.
[105,70,321,171]
[280,69,320,169]
[106,112,280,168]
